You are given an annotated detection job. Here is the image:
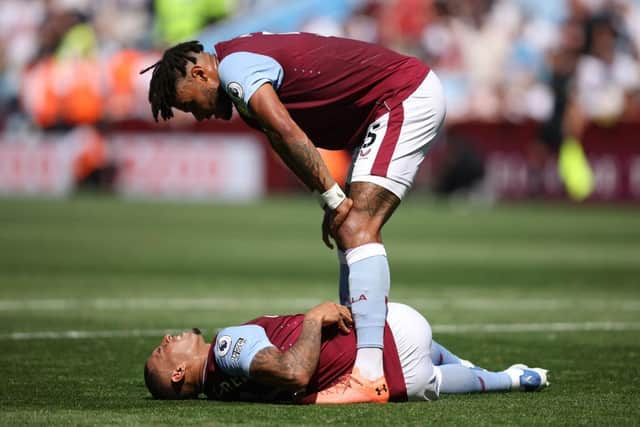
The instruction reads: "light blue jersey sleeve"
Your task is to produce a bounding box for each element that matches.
[214,325,275,377]
[218,52,284,112]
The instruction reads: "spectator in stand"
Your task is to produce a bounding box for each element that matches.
[532,17,586,196]
[377,0,435,56]
[3,0,640,132]
[343,2,380,44]
[575,12,640,124]
[420,1,467,122]
[564,10,640,199]
[420,0,521,121]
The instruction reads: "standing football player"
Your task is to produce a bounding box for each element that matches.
[141,32,446,403]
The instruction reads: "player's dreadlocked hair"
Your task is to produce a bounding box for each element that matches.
[140,41,204,122]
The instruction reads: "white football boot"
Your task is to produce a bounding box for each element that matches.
[504,363,550,392]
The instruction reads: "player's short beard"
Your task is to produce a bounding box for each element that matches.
[215,88,233,120]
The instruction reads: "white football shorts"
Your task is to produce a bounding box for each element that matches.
[348,70,446,199]
[387,302,441,401]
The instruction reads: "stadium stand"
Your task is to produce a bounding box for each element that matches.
[0,0,639,201]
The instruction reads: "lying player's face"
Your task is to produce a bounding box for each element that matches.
[174,69,233,122]
[149,329,206,368]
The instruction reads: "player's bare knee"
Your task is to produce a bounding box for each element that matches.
[336,213,379,249]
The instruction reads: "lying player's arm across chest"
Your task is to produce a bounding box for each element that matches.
[214,303,350,391]
[249,313,323,389]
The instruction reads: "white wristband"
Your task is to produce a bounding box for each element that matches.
[318,183,346,210]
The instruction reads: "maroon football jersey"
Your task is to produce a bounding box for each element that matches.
[214,32,430,150]
[203,314,407,403]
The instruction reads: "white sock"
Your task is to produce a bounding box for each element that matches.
[504,365,525,390]
[354,347,384,380]
[346,243,389,381]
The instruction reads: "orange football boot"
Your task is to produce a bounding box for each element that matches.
[303,368,389,404]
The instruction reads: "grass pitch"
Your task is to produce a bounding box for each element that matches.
[0,196,639,425]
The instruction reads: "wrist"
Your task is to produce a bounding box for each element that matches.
[304,309,324,324]
[314,183,346,210]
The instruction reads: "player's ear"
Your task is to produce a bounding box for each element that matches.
[171,362,186,383]
[190,65,207,82]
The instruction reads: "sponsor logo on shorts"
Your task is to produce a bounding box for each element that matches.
[217,335,232,357]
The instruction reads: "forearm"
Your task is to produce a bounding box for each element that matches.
[250,313,323,389]
[267,130,335,193]
[283,314,323,383]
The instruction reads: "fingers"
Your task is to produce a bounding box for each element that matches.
[320,197,354,250]
[329,214,342,238]
[335,303,352,333]
[332,203,351,229]
[337,317,350,334]
[337,304,353,326]
[313,302,353,333]
[328,198,353,244]
[322,226,334,249]
[321,210,334,249]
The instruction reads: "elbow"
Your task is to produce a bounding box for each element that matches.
[295,371,312,388]
[286,368,311,389]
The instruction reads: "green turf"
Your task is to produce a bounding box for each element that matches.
[1,196,639,425]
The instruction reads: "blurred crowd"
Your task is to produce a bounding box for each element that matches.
[0,0,639,132]
[322,0,640,127]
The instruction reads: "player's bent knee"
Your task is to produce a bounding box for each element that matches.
[335,212,380,249]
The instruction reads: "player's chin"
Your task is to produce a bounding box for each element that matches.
[190,328,206,344]
[217,105,233,120]
[215,93,233,120]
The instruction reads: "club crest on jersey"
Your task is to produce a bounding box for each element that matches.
[226,82,252,117]
[227,82,244,101]
[216,335,232,357]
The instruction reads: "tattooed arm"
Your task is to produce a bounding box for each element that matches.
[249,83,335,193]
[249,302,352,390]
[249,83,354,249]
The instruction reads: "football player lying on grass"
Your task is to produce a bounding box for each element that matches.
[144,302,549,403]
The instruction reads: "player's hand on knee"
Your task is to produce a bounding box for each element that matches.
[321,209,334,249]
[321,197,353,249]
[332,197,353,231]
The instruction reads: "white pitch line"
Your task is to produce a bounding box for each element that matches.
[0,297,322,312]
[433,321,640,333]
[2,321,640,341]
[4,329,180,340]
[0,297,639,312]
